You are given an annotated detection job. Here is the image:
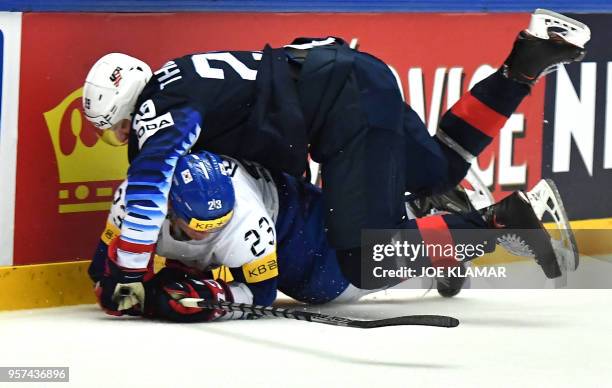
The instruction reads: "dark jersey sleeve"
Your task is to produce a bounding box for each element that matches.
[117,53,267,269]
[116,48,313,269]
[116,59,209,268]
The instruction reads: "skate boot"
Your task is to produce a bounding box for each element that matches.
[436,261,468,298]
[407,184,476,218]
[503,9,590,85]
[481,179,578,279]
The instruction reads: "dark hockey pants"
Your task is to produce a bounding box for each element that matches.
[310,52,530,288]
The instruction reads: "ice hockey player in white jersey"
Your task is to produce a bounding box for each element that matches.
[90,149,578,322]
[91,151,370,321]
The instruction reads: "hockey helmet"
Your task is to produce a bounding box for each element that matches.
[82,53,152,145]
[170,151,235,232]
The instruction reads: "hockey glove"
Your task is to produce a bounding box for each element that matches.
[94,238,154,316]
[145,267,252,323]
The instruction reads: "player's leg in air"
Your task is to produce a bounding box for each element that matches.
[309,9,589,289]
[408,178,578,297]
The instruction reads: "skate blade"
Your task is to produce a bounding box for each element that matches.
[526,179,579,271]
[528,9,591,48]
[496,233,535,258]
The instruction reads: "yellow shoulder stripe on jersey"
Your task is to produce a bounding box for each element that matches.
[100,221,120,245]
[242,251,278,283]
[212,265,235,282]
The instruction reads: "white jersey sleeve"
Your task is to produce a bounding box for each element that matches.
[100,180,128,246]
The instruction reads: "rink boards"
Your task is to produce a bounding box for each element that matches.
[0,12,611,309]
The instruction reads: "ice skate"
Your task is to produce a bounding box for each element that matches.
[482,179,578,279]
[503,9,590,85]
[436,261,469,298]
[525,179,579,272]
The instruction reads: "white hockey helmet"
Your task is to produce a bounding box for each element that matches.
[82,53,152,145]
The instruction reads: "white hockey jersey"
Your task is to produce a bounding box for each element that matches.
[104,157,279,282]
[157,157,279,275]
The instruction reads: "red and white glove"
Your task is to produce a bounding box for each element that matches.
[144,267,253,323]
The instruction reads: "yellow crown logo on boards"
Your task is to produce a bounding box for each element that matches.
[44,88,128,213]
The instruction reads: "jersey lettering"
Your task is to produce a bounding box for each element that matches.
[109,181,127,230]
[222,159,238,177]
[133,100,175,148]
[242,251,278,283]
[208,199,223,210]
[155,61,182,90]
[192,52,259,81]
[244,217,276,257]
[101,221,121,245]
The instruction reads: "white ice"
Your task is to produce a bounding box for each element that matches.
[1,263,611,387]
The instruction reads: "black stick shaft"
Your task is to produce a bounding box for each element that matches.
[186,299,459,328]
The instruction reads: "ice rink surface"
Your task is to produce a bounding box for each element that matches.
[1,285,611,388]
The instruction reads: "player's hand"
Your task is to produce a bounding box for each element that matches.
[94,237,154,316]
[145,267,232,322]
[94,260,151,316]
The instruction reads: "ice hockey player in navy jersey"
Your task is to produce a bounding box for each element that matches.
[83,9,589,315]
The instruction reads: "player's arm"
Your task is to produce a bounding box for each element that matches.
[118,98,202,268]
[90,179,170,317]
[142,240,274,323]
[154,248,280,323]
[88,180,128,283]
[89,180,158,316]
[97,99,204,316]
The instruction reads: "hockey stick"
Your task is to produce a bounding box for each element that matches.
[179,298,459,328]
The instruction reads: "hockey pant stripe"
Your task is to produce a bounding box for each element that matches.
[450,92,507,139]
[415,215,457,268]
[337,211,489,289]
[438,70,530,159]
